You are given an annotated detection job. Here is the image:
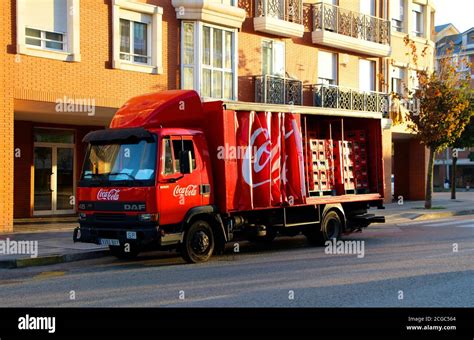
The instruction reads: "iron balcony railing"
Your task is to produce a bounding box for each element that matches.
[255,75,303,105]
[313,83,388,115]
[313,2,390,45]
[255,0,303,25]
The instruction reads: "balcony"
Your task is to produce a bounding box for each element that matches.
[312,2,391,57]
[313,84,388,115]
[255,75,303,105]
[254,0,304,38]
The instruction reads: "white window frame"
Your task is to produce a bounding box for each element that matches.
[391,0,404,33]
[16,0,80,62]
[317,50,337,85]
[180,21,238,101]
[118,14,152,66]
[411,4,424,38]
[25,28,66,51]
[262,39,286,77]
[391,66,405,95]
[217,0,237,5]
[112,0,163,74]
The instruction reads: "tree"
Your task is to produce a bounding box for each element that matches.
[451,104,474,199]
[403,37,473,208]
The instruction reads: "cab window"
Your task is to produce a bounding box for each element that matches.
[162,137,196,175]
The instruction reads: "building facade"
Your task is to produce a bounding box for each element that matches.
[433,24,474,189]
[0,0,435,232]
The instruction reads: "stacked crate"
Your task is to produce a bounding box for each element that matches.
[334,140,356,193]
[307,139,335,194]
[347,130,369,192]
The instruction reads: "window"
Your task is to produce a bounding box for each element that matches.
[410,69,419,90]
[360,0,375,16]
[318,51,337,85]
[119,17,150,65]
[162,137,196,175]
[16,0,80,61]
[391,0,404,32]
[113,0,163,74]
[412,4,424,37]
[25,28,64,51]
[218,0,236,5]
[391,66,405,95]
[262,40,285,77]
[359,59,375,92]
[181,22,237,100]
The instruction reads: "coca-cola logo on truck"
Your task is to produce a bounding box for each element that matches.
[173,185,198,197]
[97,189,120,201]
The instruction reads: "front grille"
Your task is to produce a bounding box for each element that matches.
[94,213,127,222]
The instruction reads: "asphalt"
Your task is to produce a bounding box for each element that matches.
[0,214,472,307]
[0,192,472,269]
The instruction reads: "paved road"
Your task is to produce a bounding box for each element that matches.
[0,215,472,307]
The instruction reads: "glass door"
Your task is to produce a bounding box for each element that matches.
[34,147,53,213]
[56,147,75,212]
[34,144,75,215]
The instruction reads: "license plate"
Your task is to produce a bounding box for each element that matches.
[126,231,137,240]
[99,238,120,246]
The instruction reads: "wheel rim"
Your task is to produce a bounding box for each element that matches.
[191,230,210,255]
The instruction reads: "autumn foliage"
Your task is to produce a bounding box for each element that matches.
[403,36,473,208]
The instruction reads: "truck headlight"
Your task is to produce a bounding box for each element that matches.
[138,213,158,222]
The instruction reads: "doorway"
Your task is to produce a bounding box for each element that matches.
[33,129,75,215]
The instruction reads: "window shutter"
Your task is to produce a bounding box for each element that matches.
[318,51,337,81]
[24,0,67,33]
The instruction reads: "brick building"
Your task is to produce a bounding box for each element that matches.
[0,0,436,232]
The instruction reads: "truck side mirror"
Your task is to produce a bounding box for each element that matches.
[179,150,193,174]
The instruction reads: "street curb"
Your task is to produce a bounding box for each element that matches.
[383,209,474,222]
[0,250,110,269]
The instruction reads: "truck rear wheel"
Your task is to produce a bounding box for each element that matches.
[109,243,140,259]
[321,211,342,242]
[305,210,342,246]
[181,220,215,263]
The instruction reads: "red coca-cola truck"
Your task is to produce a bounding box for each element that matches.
[73,90,385,263]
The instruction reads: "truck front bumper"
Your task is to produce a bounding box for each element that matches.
[73,225,160,247]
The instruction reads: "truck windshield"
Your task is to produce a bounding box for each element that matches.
[80,139,157,187]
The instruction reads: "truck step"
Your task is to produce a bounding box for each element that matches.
[351,213,385,224]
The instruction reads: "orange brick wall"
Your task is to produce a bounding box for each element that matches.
[0,1,15,232]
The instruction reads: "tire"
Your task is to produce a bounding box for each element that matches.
[320,210,342,242]
[109,243,140,259]
[305,210,342,246]
[181,220,215,263]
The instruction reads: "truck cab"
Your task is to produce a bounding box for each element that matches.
[74,126,215,261]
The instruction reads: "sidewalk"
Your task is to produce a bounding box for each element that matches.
[372,191,474,224]
[1,192,473,269]
[0,221,107,269]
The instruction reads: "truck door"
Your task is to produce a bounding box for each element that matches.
[158,135,202,225]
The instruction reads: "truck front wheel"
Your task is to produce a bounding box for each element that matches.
[181,220,215,263]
